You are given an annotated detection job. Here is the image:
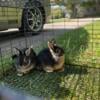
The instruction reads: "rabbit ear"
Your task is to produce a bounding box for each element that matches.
[53,39,57,46]
[12,54,17,59]
[48,41,54,50]
[48,39,57,46]
[48,39,56,49]
[51,38,56,43]
[13,48,21,55]
[25,47,33,56]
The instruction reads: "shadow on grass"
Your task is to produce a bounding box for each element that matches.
[65,65,88,75]
[1,69,70,99]
[1,64,88,99]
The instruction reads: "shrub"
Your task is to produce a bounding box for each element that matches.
[51,8,63,19]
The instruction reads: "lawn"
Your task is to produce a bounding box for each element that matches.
[1,66,100,100]
[0,21,100,99]
[0,56,12,77]
[56,21,100,68]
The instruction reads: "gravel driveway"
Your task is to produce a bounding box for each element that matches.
[0,18,100,56]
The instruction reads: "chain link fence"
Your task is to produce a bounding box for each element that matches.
[0,0,100,99]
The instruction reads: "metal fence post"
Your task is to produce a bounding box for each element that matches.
[0,48,4,79]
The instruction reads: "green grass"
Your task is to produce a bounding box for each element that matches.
[56,21,100,68]
[1,66,100,100]
[0,21,100,99]
[0,57,12,75]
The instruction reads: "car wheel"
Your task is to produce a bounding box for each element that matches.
[20,3,44,35]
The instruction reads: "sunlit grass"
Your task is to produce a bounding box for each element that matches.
[56,21,100,68]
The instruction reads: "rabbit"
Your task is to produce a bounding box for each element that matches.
[12,47,37,76]
[37,39,65,72]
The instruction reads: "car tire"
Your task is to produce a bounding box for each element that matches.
[20,2,45,35]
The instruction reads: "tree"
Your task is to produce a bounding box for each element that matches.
[55,0,64,5]
[80,0,95,8]
[65,0,80,17]
[55,0,80,17]
[80,0,100,15]
[55,0,100,17]
[95,0,100,13]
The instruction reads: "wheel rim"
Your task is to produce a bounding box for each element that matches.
[26,7,43,32]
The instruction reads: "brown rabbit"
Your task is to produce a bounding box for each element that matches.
[37,39,65,72]
[12,47,37,76]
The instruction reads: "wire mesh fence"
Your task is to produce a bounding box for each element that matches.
[0,0,100,99]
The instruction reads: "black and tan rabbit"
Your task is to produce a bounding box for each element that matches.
[37,39,65,72]
[12,47,37,76]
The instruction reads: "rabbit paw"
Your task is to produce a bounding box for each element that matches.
[17,72,23,77]
[58,67,64,72]
[44,67,54,73]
